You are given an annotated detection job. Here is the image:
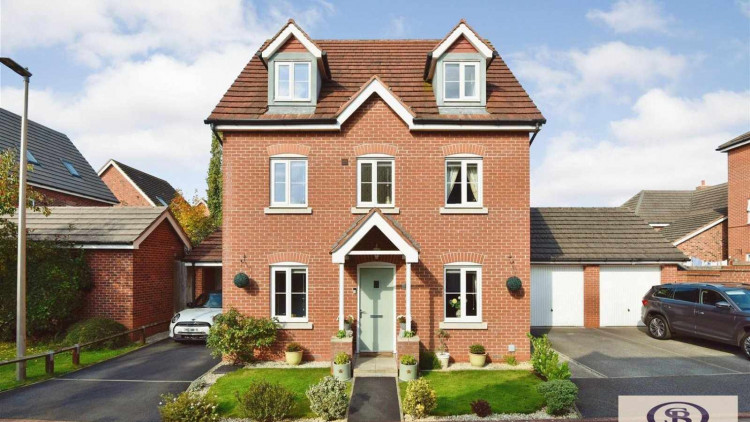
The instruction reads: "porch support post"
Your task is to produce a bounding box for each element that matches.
[338,263,344,331]
[406,262,412,331]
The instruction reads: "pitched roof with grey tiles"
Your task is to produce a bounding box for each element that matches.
[0,108,118,204]
[622,183,727,242]
[531,208,688,263]
[717,131,750,152]
[108,160,178,206]
[4,206,189,246]
[184,229,222,262]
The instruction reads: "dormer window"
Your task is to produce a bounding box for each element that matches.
[275,62,311,101]
[444,62,479,102]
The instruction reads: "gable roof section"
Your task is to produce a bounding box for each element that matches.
[0,108,118,204]
[207,23,544,128]
[9,206,191,249]
[98,159,177,206]
[425,19,493,80]
[331,208,420,263]
[531,207,688,263]
[184,228,222,263]
[260,19,330,79]
[717,131,750,152]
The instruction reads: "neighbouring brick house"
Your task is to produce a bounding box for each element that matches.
[183,228,223,298]
[622,182,728,266]
[20,207,191,333]
[718,131,750,265]
[0,108,119,206]
[98,159,178,206]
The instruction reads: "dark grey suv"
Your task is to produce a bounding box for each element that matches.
[641,282,750,359]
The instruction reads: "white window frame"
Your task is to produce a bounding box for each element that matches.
[443,61,480,102]
[274,61,312,102]
[445,157,482,208]
[270,158,308,207]
[357,157,395,208]
[443,264,482,323]
[270,265,308,322]
[746,253,750,263]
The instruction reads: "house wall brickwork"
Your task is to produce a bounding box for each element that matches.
[100,166,153,206]
[83,250,135,328]
[676,221,728,263]
[222,97,532,361]
[582,265,600,328]
[727,144,750,263]
[36,186,112,207]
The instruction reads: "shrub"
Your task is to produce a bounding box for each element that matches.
[402,330,415,338]
[206,309,277,364]
[335,329,347,339]
[504,354,518,366]
[286,342,302,352]
[402,378,437,419]
[400,354,417,365]
[235,380,294,422]
[527,334,571,381]
[64,318,128,349]
[538,380,578,415]
[436,329,449,353]
[158,392,220,422]
[471,399,492,418]
[469,344,485,355]
[334,352,350,365]
[306,376,349,421]
[397,315,406,323]
[419,350,441,370]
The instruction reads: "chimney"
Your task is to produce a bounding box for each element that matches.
[696,180,708,190]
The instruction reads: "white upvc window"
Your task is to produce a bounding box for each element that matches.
[271,266,308,322]
[357,158,394,207]
[275,62,311,101]
[443,62,480,101]
[445,158,482,207]
[746,253,750,263]
[270,158,307,207]
[444,265,482,323]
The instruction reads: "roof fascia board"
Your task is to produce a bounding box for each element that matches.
[531,261,687,265]
[261,24,322,59]
[182,262,222,266]
[132,210,192,250]
[74,244,135,250]
[427,23,493,80]
[28,182,119,205]
[103,160,157,206]
[717,138,750,152]
[332,212,418,263]
[214,123,538,132]
[672,217,727,246]
[336,78,415,129]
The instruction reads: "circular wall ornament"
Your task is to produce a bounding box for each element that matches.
[506,276,522,292]
[233,272,250,288]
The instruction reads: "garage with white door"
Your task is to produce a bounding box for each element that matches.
[531,265,584,327]
[599,266,661,326]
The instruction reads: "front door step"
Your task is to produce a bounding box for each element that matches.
[353,355,397,377]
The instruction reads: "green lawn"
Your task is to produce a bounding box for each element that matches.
[208,368,349,418]
[400,370,545,416]
[0,342,139,392]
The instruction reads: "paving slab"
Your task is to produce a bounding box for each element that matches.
[347,377,401,422]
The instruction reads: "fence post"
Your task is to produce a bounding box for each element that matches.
[45,351,54,375]
[72,344,80,366]
[140,326,147,345]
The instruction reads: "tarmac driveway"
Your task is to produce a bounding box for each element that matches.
[0,339,218,422]
[539,327,750,417]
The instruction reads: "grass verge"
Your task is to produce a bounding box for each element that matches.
[399,370,545,416]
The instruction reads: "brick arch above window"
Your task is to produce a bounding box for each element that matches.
[267,144,311,157]
[440,252,486,265]
[441,144,485,157]
[267,252,311,265]
[354,143,398,157]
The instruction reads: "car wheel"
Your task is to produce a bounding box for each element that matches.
[742,333,750,360]
[647,314,671,340]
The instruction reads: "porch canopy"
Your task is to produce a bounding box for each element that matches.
[330,209,419,330]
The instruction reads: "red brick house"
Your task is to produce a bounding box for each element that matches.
[183,228,223,298]
[206,20,547,361]
[98,159,178,207]
[718,131,750,265]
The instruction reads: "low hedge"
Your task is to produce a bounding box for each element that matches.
[64,318,129,349]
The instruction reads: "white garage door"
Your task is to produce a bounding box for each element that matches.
[600,266,661,326]
[531,265,584,327]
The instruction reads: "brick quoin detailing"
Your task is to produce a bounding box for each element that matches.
[222,98,532,361]
[36,187,111,207]
[727,144,750,263]
[100,166,152,206]
[677,221,728,263]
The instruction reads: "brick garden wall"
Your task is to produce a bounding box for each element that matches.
[727,144,750,263]
[222,97,532,361]
[100,166,153,206]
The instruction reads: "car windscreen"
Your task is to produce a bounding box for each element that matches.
[725,289,750,311]
[194,293,222,308]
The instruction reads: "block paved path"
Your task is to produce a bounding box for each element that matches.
[347,376,401,422]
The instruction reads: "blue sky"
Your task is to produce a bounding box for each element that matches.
[1,0,748,205]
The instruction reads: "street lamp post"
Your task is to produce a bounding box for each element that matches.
[0,57,32,382]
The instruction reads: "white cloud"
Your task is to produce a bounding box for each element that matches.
[386,16,407,38]
[0,1,335,197]
[532,89,750,206]
[739,0,750,18]
[587,0,673,33]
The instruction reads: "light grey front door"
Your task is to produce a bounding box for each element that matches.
[358,267,395,353]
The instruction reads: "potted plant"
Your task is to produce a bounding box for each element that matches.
[333,352,352,381]
[399,354,418,381]
[469,344,486,367]
[436,329,450,369]
[397,315,407,335]
[344,315,355,331]
[285,342,303,365]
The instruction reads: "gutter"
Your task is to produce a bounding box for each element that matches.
[529,122,542,145]
[209,123,223,145]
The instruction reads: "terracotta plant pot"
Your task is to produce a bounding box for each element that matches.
[285,351,303,365]
[436,352,450,369]
[399,362,418,381]
[469,352,487,367]
[333,362,351,381]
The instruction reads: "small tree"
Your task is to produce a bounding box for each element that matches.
[169,190,215,245]
[206,134,222,225]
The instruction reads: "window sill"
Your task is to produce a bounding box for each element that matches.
[264,207,313,214]
[439,321,487,330]
[440,207,488,215]
[278,322,313,330]
[351,207,400,215]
